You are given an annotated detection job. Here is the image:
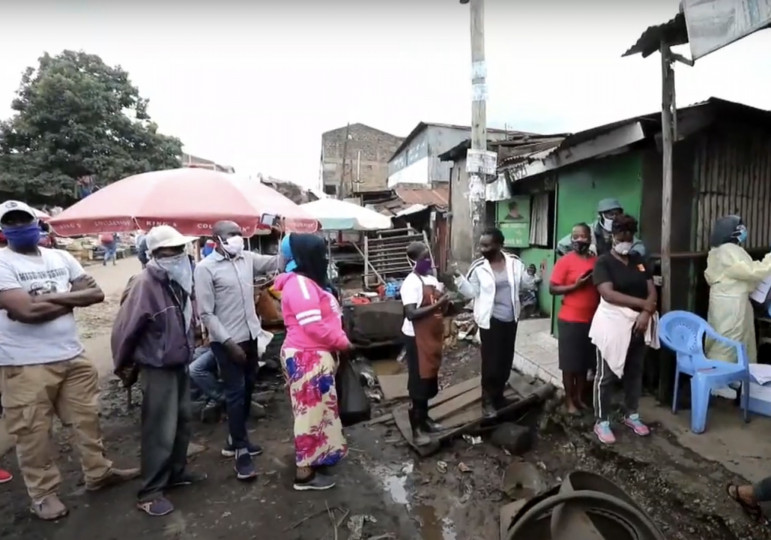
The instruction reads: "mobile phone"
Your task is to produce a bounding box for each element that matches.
[581,269,593,279]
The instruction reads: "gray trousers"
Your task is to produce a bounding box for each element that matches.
[593,334,647,422]
[138,365,192,502]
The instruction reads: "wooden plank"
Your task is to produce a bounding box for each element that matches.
[430,376,482,407]
[439,387,517,429]
[365,412,394,426]
[378,373,409,401]
[429,386,482,421]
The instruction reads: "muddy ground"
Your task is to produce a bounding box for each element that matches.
[0,259,768,539]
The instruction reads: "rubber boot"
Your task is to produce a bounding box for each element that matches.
[482,395,497,420]
[409,407,431,446]
[422,414,444,434]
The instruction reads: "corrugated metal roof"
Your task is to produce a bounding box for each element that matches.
[623,12,689,58]
[394,185,449,207]
[368,185,449,217]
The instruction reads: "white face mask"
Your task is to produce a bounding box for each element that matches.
[220,235,244,256]
[613,241,633,256]
[601,217,614,232]
[155,254,193,293]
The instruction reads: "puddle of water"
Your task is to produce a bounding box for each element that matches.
[372,358,404,376]
[373,462,458,539]
[414,504,457,540]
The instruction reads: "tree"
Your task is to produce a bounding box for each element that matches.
[0,50,183,202]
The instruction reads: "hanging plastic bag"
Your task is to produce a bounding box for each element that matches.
[336,354,371,426]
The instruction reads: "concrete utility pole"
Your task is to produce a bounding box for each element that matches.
[462,0,488,259]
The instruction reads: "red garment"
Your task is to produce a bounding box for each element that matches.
[550,252,600,324]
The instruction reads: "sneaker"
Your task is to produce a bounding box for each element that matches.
[85,467,140,491]
[234,449,258,481]
[0,468,12,484]
[221,436,263,458]
[137,496,174,517]
[167,471,207,489]
[293,472,336,492]
[594,421,616,445]
[624,414,651,437]
[30,494,68,521]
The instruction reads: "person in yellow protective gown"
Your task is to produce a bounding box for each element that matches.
[704,215,771,364]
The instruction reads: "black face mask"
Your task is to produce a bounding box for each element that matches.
[480,248,498,260]
[572,240,590,254]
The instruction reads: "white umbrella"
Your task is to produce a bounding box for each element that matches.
[300,198,392,231]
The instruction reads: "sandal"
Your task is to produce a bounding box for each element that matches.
[727,483,766,523]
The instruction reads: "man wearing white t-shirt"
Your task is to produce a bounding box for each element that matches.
[399,242,448,446]
[0,201,138,520]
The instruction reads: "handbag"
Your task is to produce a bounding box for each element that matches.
[335,353,371,426]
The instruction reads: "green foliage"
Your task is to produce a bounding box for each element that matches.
[0,50,183,202]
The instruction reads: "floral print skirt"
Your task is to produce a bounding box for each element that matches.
[280,348,348,468]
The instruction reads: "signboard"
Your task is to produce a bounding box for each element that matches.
[496,196,530,248]
[683,0,771,60]
[466,149,498,176]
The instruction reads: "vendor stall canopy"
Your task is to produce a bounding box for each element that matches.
[48,168,318,236]
[300,198,392,231]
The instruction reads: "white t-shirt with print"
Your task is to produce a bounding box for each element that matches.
[0,247,86,366]
[400,273,440,337]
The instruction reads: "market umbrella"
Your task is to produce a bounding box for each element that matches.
[48,168,318,236]
[300,198,393,231]
[33,209,50,221]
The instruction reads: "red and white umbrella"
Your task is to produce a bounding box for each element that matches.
[48,168,318,236]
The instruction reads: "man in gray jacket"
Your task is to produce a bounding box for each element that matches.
[194,220,280,481]
[112,225,204,517]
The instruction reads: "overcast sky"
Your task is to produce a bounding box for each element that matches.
[1,0,770,188]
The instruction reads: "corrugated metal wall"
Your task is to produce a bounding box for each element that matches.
[693,124,771,252]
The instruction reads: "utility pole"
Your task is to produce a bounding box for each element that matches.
[338,122,350,200]
[463,0,488,259]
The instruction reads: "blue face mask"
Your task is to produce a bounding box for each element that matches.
[4,223,41,250]
[738,229,748,244]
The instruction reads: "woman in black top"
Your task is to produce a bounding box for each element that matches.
[591,214,657,445]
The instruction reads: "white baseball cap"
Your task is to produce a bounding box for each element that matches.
[0,200,37,224]
[145,225,196,253]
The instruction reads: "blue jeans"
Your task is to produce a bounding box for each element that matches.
[103,243,117,264]
[210,340,259,449]
[189,347,222,403]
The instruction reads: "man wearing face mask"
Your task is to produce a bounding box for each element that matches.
[454,227,527,419]
[194,220,280,481]
[111,225,204,516]
[705,215,771,365]
[0,200,138,520]
[556,198,647,259]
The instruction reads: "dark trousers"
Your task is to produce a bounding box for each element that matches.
[593,334,646,422]
[479,318,518,401]
[754,476,771,501]
[210,340,258,449]
[138,366,192,502]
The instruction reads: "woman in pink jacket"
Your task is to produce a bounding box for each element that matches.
[273,234,351,492]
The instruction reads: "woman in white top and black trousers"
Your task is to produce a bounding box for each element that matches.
[454,227,526,420]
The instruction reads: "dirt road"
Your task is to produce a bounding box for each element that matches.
[0,259,768,539]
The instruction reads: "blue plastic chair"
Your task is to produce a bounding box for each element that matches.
[658,310,750,434]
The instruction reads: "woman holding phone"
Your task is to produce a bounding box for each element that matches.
[549,223,599,414]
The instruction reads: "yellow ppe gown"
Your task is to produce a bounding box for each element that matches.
[704,243,771,364]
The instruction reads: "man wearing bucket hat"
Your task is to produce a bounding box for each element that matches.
[112,225,205,516]
[556,198,647,259]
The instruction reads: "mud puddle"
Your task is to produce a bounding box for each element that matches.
[373,462,459,540]
[370,358,404,376]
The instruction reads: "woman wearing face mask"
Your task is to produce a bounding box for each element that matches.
[549,223,599,415]
[454,227,527,420]
[273,234,351,490]
[705,215,771,365]
[589,214,659,445]
[400,242,448,446]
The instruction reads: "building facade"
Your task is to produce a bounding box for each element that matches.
[319,123,403,197]
[387,123,513,188]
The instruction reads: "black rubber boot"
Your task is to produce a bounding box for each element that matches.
[482,396,498,420]
[422,415,444,433]
[409,406,432,446]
